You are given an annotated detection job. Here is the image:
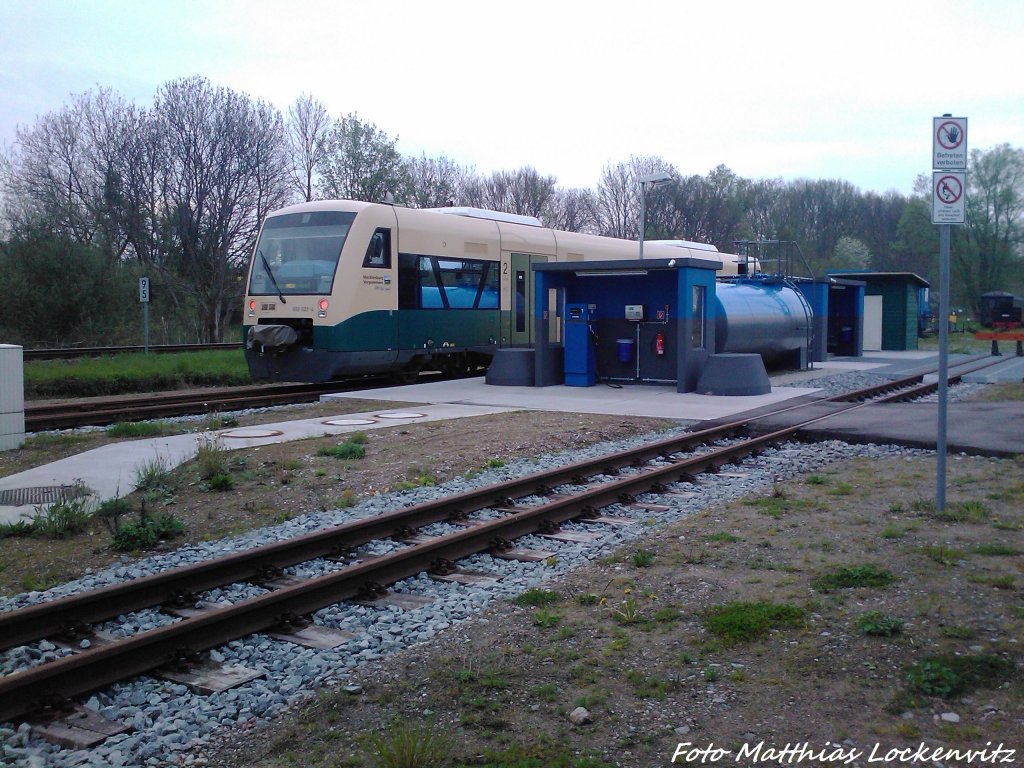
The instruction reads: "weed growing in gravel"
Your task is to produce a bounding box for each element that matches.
[966,573,1015,589]
[811,563,895,591]
[335,489,358,508]
[0,520,35,539]
[113,511,185,551]
[939,624,975,639]
[513,588,561,607]
[532,608,562,628]
[630,549,654,567]
[856,611,904,637]
[28,496,93,538]
[881,523,907,539]
[910,498,936,513]
[704,531,740,543]
[918,545,966,565]
[363,721,452,768]
[804,474,827,485]
[317,439,366,460]
[610,598,643,625]
[133,456,174,496]
[904,654,1014,699]
[94,496,133,534]
[937,500,991,523]
[827,482,855,496]
[700,600,804,643]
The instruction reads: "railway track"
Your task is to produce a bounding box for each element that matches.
[25,380,394,431]
[0,362,995,731]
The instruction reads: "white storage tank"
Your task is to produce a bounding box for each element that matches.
[0,345,25,450]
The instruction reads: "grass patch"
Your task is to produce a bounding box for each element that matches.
[856,611,904,637]
[27,496,93,538]
[512,588,561,607]
[703,531,740,543]
[106,421,170,438]
[973,543,1021,556]
[363,721,452,768]
[936,501,991,523]
[24,349,251,398]
[905,654,1014,699]
[811,564,895,591]
[630,549,655,567]
[700,600,804,644]
[918,545,966,565]
[317,440,366,460]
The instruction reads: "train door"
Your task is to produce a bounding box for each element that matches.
[502,253,548,346]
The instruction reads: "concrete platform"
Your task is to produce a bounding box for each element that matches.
[0,404,512,525]
[755,401,1024,458]
[3,351,1021,525]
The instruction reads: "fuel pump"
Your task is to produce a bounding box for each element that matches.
[564,303,597,386]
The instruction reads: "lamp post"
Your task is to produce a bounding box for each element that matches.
[638,171,673,261]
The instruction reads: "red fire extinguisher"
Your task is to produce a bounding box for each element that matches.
[654,332,665,356]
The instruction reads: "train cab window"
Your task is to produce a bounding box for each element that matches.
[362,228,392,268]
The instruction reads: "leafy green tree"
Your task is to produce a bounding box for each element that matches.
[0,234,141,345]
[317,113,407,202]
[957,143,1024,314]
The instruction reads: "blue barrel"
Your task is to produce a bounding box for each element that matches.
[616,338,634,363]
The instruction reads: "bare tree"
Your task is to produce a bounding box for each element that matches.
[595,156,674,239]
[153,76,288,341]
[545,187,598,232]
[460,167,558,219]
[286,93,332,203]
[404,153,472,208]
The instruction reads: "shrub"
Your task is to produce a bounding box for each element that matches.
[196,436,229,480]
[113,512,185,551]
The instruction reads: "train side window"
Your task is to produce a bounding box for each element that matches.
[362,228,391,268]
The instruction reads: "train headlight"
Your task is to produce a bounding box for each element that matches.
[318,298,328,317]
[248,299,256,316]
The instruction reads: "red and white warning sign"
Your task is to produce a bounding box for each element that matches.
[932,116,967,169]
[932,171,966,224]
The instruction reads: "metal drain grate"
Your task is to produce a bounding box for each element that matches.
[0,485,90,507]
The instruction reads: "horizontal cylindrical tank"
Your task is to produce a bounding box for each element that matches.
[713,282,809,358]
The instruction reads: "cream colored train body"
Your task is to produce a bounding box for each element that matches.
[243,200,750,382]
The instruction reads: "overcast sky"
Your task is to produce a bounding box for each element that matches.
[1,0,1021,196]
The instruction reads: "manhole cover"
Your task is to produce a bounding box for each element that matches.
[322,418,377,426]
[0,485,90,507]
[375,412,427,419]
[219,428,284,439]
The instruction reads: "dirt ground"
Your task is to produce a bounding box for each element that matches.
[1,395,1022,768]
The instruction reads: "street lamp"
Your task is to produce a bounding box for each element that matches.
[638,171,673,260]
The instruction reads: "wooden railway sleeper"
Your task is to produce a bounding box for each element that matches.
[537,520,561,535]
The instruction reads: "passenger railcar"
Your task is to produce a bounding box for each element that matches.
[243,200,750,382]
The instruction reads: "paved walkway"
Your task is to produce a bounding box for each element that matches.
[0,404,512,525]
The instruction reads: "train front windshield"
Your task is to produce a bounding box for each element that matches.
[248,211,356,296]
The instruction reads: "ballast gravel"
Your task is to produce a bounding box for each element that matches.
[0,414,934,767]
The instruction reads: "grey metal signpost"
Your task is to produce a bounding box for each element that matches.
[931,115,967,512]
[139,277,151,354]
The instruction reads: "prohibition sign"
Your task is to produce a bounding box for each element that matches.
[935,174,962,204]
[936,120,964,151]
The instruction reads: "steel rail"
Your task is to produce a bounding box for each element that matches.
[1,363,984,651]
[0,361,1000,722]
[0,422,791,723]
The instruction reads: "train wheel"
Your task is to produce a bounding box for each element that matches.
[397,360,422,385]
